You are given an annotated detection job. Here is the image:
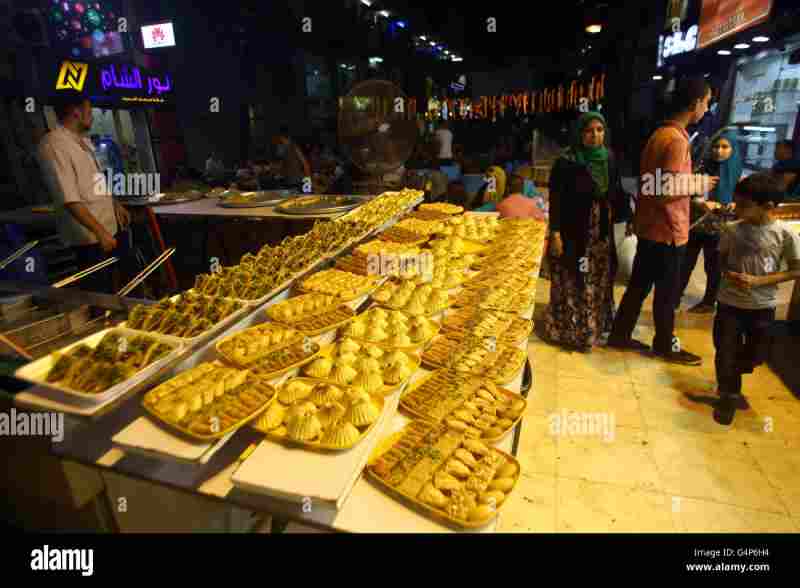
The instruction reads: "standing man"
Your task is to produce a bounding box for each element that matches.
[434,120,454,166]
[274,125,311,189]
[607,77,719,365]
[38,95,131,294]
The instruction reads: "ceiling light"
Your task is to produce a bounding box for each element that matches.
[718,49,732,55]
[396,21,406,28]
[360,0,372,5]
[585,24,602,34]
[444,50,450,55]
[429,41,436,46]
[734,43,750,49]
[452,57,463,62]
[419,36,427,41]
[753,36,769,43]
[652,75,663,80]
[378,10,390,18]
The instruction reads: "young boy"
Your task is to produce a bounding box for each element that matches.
[713,172,800,425]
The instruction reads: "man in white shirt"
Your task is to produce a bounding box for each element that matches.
[434,120,454,165]
[38,95,131,293]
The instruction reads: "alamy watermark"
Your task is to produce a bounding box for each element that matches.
[366,252,435,281]
[0,408,64,442]
[639,169,712,199]
[31,546,93,577]
[549,410,616,443]
[94,169,161,197]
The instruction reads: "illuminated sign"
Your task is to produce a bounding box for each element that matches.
[141,22,176,49]
[658,24,699,66]
[698,0,773,49]
[49,59,174,108]
[55,61,89,92]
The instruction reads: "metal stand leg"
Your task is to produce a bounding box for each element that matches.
[144,206,177,291]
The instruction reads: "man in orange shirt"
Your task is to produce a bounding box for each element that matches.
[607,78,719,365]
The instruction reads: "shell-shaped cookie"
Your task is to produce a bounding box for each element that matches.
[355,356,381,374]
[305,357,333,379]
[258,402,285,431]
[310,383,344,405]
[361,345,384,359]
[342,321,366,338]
[330,364,358,386]
[384,351,409,369]
[287,413,322,442]
[337,352,359,366]
[279,381,313,404]
[390,332,412,347]
[321,420,361,448]
[338,338,361,354]
[347,395,380,427]
[365,326,388,342]
[383,363,411,386]
[317,401,346,429]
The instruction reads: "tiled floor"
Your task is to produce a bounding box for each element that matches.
[498,263,800,533]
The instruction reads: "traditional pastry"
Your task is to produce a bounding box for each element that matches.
[305,357,333,379]
[330,363,358,386]
[287,411,322,442]
[310,383,344,405]
[347,393,380,426]
[419,483,449,509]
[317,401,346,429]
[279,380,313,404]
[258,403,286,431]
[322,420,361,448]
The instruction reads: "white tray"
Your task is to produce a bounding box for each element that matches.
[13,327,184,404]
[119,294,250,348]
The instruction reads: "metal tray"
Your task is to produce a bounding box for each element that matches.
[120,191,205,207]
[217,190,294,208]
[276,195,368,215]
[14,327,183,403]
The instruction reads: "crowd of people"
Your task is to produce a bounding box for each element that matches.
[535,77,800,426]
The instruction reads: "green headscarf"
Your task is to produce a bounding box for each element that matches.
[572,111,609,195]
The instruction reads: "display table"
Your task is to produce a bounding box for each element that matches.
[13,203,542,533]
[151,197,361,220]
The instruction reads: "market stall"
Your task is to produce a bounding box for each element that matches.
[8,191,546,533]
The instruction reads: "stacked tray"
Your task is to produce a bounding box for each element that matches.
[367,421,522,529]
[14,327,182,403]
[442,308,533,346]
[301,341,420,397]
[371,280,450,317]
[422,334,527,385]
[299,269,383,302]
[142,361,276,440]
[266,293,356,337]
[340,307,439,351]
[451,287,534,316]
[400,370,527,443]
[378,226,430,246]
[252,378,384,451]
[122,292,248,344]
[216,323,306,368]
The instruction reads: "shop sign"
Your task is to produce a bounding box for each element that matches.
[659,25,699,63]
[48,58,175,108]
[698,0,773,50]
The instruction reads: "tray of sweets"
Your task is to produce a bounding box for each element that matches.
[442,309,533,346]
[215,323,306,368]
[265,293,341,324]
[378,226,430,246]
[122,292,248,345]
[251,378,384,451]
[340,307,439,351]
[400,370,527,443]
[366,421,522,529]
[464,272,538,294]
[451,288,534,316]
[406,209,453,222]
[419,202,464,215]
[371,280,450,317]
[422,335,527,385]
[428,236,486,257]
[15,328,182,402]
[301,342,420,397]
[142,362,276,441]
[299,269,382,302]
[246,340,322,380]
[394,218,446,237]
[334,254,421,280]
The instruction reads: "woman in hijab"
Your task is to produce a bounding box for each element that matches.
[677,130,743,313]
[475,166,507,211]
[544,112,630,352]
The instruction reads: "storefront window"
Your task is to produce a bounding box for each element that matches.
[730,35,800,171]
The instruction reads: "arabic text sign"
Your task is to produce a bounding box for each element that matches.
[141,22,176,49]
[99,63,172,96]
[697,0,773,49]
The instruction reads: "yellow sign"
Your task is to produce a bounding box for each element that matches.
[55,61,89,92]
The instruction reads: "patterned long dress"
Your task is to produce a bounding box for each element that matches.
[543,201,615,348]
